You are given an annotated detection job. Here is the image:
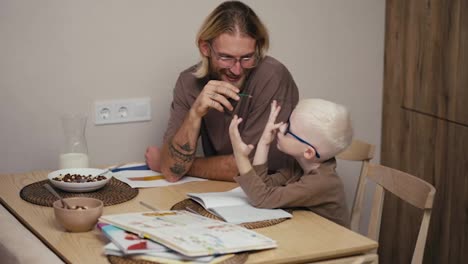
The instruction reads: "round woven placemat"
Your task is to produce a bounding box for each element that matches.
[171,199,291,229]
[20,178,138,207]
[108,253,248,264]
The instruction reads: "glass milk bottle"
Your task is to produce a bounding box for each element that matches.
[59,114,90,169]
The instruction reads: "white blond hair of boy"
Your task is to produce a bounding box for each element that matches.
[291,98,353,161]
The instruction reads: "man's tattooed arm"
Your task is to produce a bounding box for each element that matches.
[168,141,195,178]
[160,107,203,182]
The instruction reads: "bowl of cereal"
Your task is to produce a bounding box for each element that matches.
[53,197,103,232]
[48,168,112,192]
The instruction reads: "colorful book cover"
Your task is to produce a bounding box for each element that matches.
[103,242,219,263]
[97,222,167,255]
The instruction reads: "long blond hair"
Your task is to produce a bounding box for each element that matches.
[193,1,269,78]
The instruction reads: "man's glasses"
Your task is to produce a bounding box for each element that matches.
[284,120,321,159]
[209,43,258,69]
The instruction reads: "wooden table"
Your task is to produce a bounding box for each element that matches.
[0,171,378,264]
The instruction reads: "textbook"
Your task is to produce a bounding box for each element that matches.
[103,242,222,263]
[98,210,277,257]
[97,223,167,255]
[187,187,292,224]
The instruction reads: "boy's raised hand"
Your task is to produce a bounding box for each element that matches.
[258,100,283,146]
[229,115,255,158]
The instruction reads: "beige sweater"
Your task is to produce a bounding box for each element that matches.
[234,158,349,227]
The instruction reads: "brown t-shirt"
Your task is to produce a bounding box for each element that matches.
[163,56,299,171]
[234,158,350,227]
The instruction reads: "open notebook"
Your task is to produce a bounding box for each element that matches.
[187,187,292,224]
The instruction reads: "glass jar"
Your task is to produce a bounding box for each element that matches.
[59,114,89,169]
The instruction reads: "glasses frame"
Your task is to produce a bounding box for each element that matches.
[208,42,258,69]
[284,119,321,159]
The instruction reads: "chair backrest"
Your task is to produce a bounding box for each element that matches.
[366,164,436,264]
[337,139,375,232]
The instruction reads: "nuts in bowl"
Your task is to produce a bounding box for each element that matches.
[52,173,108,183]
[53,197,103,232]
[48,168,112,192]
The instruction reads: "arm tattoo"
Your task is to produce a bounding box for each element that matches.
[168,142,195,162]
[170,163,186,175]
[179,143,193,152]
[168,141,195,176]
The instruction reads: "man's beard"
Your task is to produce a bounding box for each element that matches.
[209,65,250,89]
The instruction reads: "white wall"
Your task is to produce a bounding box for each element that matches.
[0,0,385,232]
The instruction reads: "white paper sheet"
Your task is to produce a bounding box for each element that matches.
[112,164,206,188]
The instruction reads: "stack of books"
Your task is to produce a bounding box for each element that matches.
[98,210,278,262]
[98,221,235,263]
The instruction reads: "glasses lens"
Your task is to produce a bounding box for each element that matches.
[219,57,257,69]
[240,58,256,69]
[219,58,235,69]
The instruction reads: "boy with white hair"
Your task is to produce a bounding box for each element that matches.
[229,99,353,227]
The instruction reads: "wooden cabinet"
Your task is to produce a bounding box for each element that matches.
[381,0,468,263]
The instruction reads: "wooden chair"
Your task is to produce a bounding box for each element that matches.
[336,139,376,232]
[337,140,435,263]
[363,164,436,264]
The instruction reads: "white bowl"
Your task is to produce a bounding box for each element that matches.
[48,168,112,192]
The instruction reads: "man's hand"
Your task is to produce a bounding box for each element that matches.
[191,80,240,118]
[229,115,255,159]
[258,100,283,146]
[145,146,161,172]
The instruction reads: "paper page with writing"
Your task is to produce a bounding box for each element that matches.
[112,163,206,188]
[187,187,292,224]
[99,210,276,257]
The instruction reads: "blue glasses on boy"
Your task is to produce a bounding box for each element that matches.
[284,119,321,159]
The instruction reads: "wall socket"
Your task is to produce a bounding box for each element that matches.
[94,97,151,125]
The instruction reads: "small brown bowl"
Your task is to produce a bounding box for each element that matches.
[53,197,103,232]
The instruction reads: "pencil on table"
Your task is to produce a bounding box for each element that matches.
[139,201,159,211]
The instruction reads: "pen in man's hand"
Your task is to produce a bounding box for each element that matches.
[238,93,252,98]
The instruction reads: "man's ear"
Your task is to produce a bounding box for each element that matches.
[199,40,210,57]
[303,147,317,160]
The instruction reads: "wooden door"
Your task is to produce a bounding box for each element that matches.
[381,0,468,263]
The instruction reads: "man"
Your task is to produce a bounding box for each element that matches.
[145,1,299,182]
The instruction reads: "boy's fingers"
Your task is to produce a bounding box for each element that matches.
[273,122,284,129]
[231,116,243,138]
[275,105,281,113]
[273,106,281,116]
[229,117,236,129]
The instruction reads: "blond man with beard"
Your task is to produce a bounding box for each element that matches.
[146,1,299,182]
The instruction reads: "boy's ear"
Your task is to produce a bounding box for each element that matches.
[303,147,317,160]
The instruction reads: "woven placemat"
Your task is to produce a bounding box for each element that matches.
[108,253,248,264]
[171,199,291,229]
[20,178,138,207]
